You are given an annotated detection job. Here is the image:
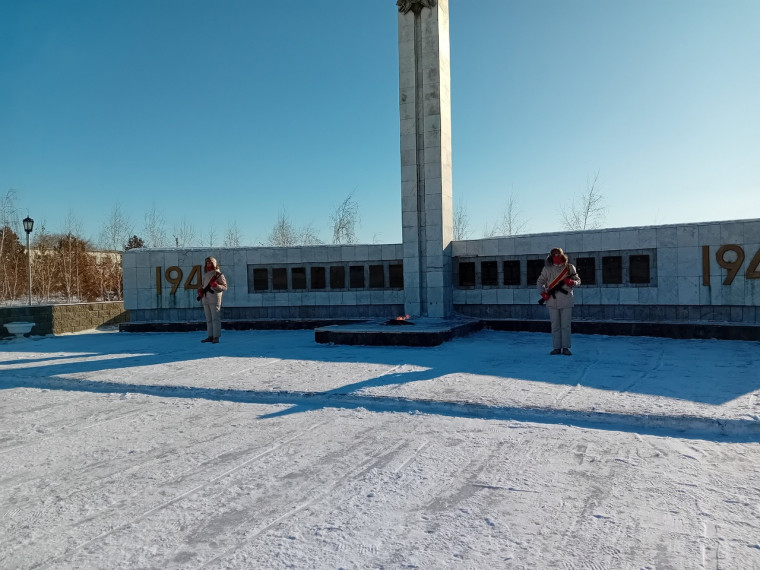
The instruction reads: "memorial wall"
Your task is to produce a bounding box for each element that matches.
[123,218,759,332]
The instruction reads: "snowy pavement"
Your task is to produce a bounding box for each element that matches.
[1,329,759,568]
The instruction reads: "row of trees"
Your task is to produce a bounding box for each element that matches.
[0,192,121,304]
[0,225,122,304]
[454,173,607,240]
[0,175,606,304]
[83,175,608,252]
[96,192,363,251]
[265,192,362,247]
[0,188,366,304]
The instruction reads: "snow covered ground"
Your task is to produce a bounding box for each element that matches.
[1,328,759,569]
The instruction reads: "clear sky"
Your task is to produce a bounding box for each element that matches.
[1,0,758,247]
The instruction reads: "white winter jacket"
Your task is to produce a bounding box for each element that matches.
[536,257,580,310]
[200,269,228,306]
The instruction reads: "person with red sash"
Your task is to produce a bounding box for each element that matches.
[537,247,580,355]
[198,256,228,344]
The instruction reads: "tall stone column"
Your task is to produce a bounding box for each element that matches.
[397,0,453,318]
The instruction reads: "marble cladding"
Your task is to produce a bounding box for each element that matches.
[123,220,759,324]
[397,0,453,318]
[123,244,403,312]
[451,219,759,313]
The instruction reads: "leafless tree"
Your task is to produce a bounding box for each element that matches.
[0,191,26,301]
[98,203,133,251]
[267,210,298,247]
[0,204,120,304]
[143,204,168,248]
[484,194,527,237]
[57,212,88,302]
[267,210,323,246]
[561,172,607,231]
[0,189,18,225]
[93,254,122,301]
[205,227,217,248]
[32,222,58,302]
[453,198,471,241]
[0,239,27,301]
[299,223,324,246]
[330,192,360,244]
[223,221,243,247]
[1,190,20,262]
[173,218,196,248]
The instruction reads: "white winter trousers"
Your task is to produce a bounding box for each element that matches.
[548,307,572,350]
[203,298,222,339]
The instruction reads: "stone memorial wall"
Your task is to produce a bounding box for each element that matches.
[452,219,760,327]
[124,244,406,323]
[123,218,759,334]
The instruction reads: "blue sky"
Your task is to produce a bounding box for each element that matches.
[1,0,758,247]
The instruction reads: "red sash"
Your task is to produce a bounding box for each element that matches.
[546,265,569,291]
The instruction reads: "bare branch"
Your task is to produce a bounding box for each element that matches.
[172,218,196,248]
[143,204,168,248]
[561,172,607,231]
[223,221,244,247]
[0,190,20,265]
[453,198,471,241]
[330,192,360,245]
[268,210,324,246]
[205,227,217,248]
[299,223,324,246]
[267,210,298,247]
[98,203,133,251]
[483,194,527,237]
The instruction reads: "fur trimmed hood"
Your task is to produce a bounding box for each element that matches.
[545,247,569,266]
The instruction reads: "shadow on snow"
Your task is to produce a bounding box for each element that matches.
[1,329,759,442]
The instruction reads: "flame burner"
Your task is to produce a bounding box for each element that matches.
[385,314,414,326]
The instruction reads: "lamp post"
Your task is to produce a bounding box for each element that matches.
[23,216,34,306]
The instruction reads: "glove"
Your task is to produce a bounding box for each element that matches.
[563,277,574,286]
[540,291,550,301]
[209,279,218,289]
[197,287,203,296]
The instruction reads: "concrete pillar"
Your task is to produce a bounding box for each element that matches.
[397,0,453,318]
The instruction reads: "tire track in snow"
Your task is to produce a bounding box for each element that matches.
[2,414,328,560]
[56,419,394,555]
[549,464,616,565]
[622,346,666,394]
[701,520,719,569]
[392,440,430,474]
[0,407,145,456]
[59,427,236,504]
[420,439,511,515]
[197,437,416,569]
[0,390,93,416]
[554,382,583,407]
[32,419,331,570]
[224,358,283,379]
[0,406,226,511]
[182,434,414,567]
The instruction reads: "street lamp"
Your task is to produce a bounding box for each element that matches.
[23,216,34,306]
